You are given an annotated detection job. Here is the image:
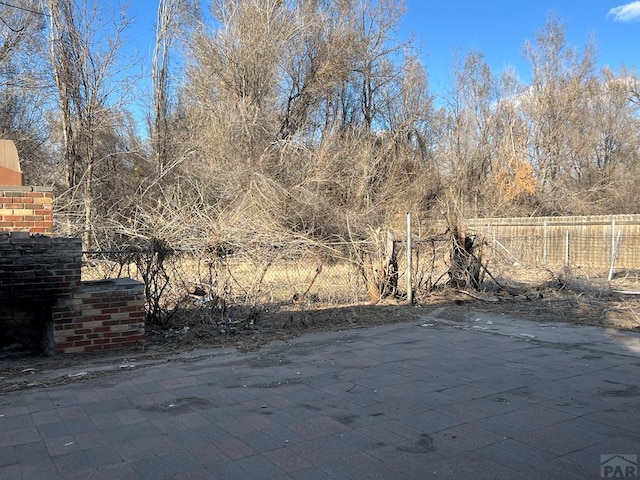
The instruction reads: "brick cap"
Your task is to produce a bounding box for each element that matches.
[0,185,53,192]
[80,277,144,294]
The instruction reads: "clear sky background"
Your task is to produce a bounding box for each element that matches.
[127,0,640,98]
[400,0,640,94]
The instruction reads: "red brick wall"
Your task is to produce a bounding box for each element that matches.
[54,280,145,354]
[0,236,146,354]
[0,186,53,235]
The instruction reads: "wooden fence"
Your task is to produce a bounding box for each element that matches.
[465,214,640,272]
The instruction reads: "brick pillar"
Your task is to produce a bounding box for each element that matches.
[0,186,54,235]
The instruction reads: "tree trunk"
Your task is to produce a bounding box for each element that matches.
[365,230,399,302]
[448,227,481,290]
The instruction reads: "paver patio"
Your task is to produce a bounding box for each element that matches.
[1,312,639,479]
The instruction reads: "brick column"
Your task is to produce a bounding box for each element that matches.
[0,186,54,235]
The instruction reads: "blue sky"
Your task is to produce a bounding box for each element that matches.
[401,0,639,93]
[128,0,639,97]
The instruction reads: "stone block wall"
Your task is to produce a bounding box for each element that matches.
[0,186,53,235]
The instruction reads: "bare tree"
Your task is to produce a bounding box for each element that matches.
[352,0,407,131]
[0,0,42,65]
[490,68,537,214]
[521,14,597,209]
[0,0,51,182]
[437,50,499,216]
[47,0,137,248]
[578,68,640,213]
[151,0,198,176]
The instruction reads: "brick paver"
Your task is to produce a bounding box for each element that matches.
[1,315,640,479]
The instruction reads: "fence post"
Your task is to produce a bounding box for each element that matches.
[611,219,616,270]
[543,220,547,265]
[565,230,570,266]
[406,212,413,305]
[608,229,623,281]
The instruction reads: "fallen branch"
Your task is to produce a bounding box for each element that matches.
[474,254,520,296]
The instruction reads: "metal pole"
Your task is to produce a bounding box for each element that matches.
[406,212,413,305]
[608,229,623,281]
[611,219,616,270]
[543,220,547,265]
[565,230,570,266]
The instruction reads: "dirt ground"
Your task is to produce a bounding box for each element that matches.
[1,274,639,393]
[146,276,640,355]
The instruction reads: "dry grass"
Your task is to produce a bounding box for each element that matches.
[82,252,370,312]
[79,244,640,346]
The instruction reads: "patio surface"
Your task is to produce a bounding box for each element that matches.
[1,310,640,479]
